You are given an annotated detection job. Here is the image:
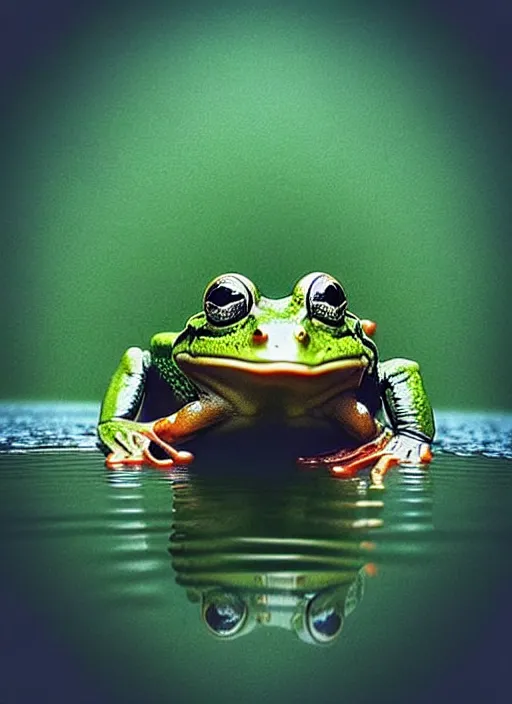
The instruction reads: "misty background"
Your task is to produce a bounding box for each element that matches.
[2,0,511,410]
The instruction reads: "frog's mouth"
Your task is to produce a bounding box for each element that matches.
[175,352,369,415]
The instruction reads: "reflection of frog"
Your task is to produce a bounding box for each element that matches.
[193,567,372,645]
[98,272,434,480]
[168,469,383,645]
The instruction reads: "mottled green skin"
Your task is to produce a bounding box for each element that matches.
[150,333,198,404]
[149,293,378,411]
[171,294,377,370]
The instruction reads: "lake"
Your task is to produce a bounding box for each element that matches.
[0,404,511,703]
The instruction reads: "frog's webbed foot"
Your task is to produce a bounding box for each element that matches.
[99,420,194,469]
[297,430,432,485]
[297,430,393,478]
[370,434,432,486]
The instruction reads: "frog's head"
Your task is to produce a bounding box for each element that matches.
[173,273,377,412]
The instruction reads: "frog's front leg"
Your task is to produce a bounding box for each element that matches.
[98,348,232,468]
[107,395,231,469]
[97,347,186,467]
[373,358,435,483]
[149,394,233,466]
[98,347,155,465]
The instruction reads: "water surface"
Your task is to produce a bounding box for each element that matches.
[1,404,511,704]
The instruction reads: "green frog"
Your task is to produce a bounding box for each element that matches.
[98,272,434,482]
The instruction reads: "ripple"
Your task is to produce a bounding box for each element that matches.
[434,410,512,459]
[0,402,98,452]
[1,404,512,462]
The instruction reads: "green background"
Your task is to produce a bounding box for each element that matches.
[2,0,511,410]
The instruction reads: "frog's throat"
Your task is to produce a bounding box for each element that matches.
[174,352,369,414]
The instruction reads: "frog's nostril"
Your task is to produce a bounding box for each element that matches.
[252,328,268,345]
[295,326,310,345]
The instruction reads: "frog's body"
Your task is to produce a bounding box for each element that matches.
[98,273,434,480]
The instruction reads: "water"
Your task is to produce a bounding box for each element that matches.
[1,404,511,704]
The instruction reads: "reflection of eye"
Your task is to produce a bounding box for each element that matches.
[204,275,253,327]
[306,598,344,643]
[203,593,247,636]
[310,608,343,639]
[307,275,347,326]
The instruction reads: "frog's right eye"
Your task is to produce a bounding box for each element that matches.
[202,592,248,637]
[204,275,253,327]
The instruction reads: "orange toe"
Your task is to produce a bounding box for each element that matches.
[420,444,433,463]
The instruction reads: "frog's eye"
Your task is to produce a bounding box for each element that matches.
[307,275,347,326]
[204,275,253,327]
[202,592,247,637]
[306,597,344,644]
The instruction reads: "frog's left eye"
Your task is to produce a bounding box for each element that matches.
[204,275,253,327]
[307,275,347,326]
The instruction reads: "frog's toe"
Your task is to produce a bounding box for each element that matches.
[106,453,145,468]
[419,443,433,463]
[106,449,143,468]
[140,430,195,468]
[104,431,146,468]
[380,435,433,467]
[370,454,400,486]
[330,449,388,478]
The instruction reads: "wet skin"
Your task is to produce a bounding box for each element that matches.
[98,272,435,482]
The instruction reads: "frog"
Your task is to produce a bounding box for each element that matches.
[97,272,435,483]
